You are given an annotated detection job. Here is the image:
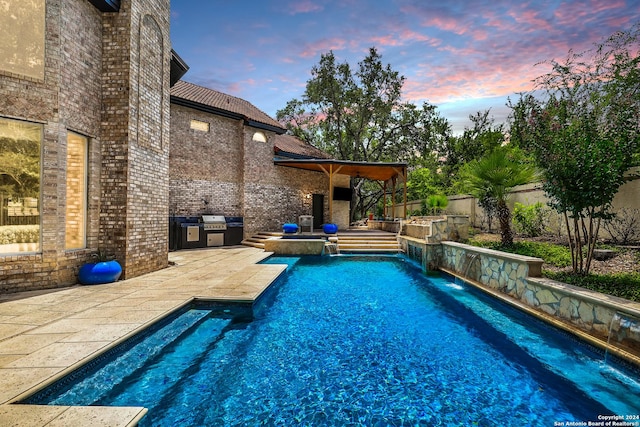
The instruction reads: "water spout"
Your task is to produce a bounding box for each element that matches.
[463,253,479,279]
[325,242,339,256]
[604,312,622,365]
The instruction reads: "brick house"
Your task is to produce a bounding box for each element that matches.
[1,0,405,295]
[0,0,345,294]
[169,81,337,240]
[0,0,177,293]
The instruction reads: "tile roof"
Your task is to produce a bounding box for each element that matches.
[170,80,285,132]
[274,134,332,159]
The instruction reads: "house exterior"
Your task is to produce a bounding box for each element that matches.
[0,0,175,293]
[0,0,344,295]
[169,81,336,238]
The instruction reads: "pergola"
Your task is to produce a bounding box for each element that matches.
[274,158,408,222]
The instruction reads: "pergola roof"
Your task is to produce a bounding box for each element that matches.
[274,158,407,182]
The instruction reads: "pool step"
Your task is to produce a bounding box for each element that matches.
[243,230,401,254]
[337,240,401,253]
[241,232,281,249]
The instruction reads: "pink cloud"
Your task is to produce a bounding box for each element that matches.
[554,0,626,26]
[371,34,403,47]
[299,38,347,57]
[370,29,441,48]
[402,56,553,105]
[422,15,469,36]
[287,0,323,15]
[506,8,555,33]
[400,29,441,46]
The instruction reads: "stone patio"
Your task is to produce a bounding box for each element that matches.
[0,247,284,427]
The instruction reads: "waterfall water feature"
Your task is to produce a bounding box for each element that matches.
[604,312,622,366]
[462,253,479,280]
[325,242,338,256]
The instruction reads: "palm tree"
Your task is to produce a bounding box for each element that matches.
[463,147,537,246]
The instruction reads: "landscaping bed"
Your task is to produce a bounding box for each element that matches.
[467,233,640,302]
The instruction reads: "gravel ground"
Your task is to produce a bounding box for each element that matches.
[560,249,640,275]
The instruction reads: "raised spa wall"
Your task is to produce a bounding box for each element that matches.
[398,218,640,365]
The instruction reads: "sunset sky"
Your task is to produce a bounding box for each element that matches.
[170,0,640,133]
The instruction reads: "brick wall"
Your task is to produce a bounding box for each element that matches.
[101,0,170,278]
[169,105,245,216]
[168,104,330,238]
[0,0,102,292]
[0,0,171,293]
[242,127,329,236]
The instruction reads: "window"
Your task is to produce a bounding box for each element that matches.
[0,117,41,253]
[65,132,88,249]
[252,131,267,142]
[190,119,209,132]
[0,0,45,79]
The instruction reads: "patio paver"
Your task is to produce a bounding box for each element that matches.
[0,246,282,426]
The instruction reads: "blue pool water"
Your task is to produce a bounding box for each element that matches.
[26,255,640,426]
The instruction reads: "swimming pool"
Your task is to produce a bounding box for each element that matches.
[25,255,640,426]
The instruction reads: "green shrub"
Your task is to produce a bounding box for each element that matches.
[544,271,640,303]
[467,239,572,268]
[512,202,547,237]
[426,194,448,215]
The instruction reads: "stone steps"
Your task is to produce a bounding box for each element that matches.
[241,232,281,249]
[242,230,401,254]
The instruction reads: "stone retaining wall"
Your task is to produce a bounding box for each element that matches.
[524,277,640,354]
[402,215,469,243]
[440,241,640,359]
[367,220,401,233]
[398,238,640,362]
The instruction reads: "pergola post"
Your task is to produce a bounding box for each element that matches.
[402,167,407,219]
[382,180,387,219]
[391,176,396,220]
[328,164,333,223]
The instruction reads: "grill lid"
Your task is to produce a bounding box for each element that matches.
[201,215,225,223]
[201,215,226,231]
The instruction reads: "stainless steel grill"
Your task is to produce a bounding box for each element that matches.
[201,215,227,231]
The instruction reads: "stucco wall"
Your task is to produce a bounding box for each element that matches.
[406,170,640,240]
[331,174,351,230]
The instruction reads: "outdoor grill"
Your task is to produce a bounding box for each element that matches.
[201,215,227,231]
[170,215,243,250]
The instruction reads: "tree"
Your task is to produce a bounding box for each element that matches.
[406,168,439,202]
[277,47,450,221]
[461,147,537,246]
[509,24,640,274]
[437,109,506,193]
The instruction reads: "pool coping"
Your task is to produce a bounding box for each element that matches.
[0,247,285,427]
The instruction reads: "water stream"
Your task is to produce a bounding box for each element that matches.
[462,252,479,279]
